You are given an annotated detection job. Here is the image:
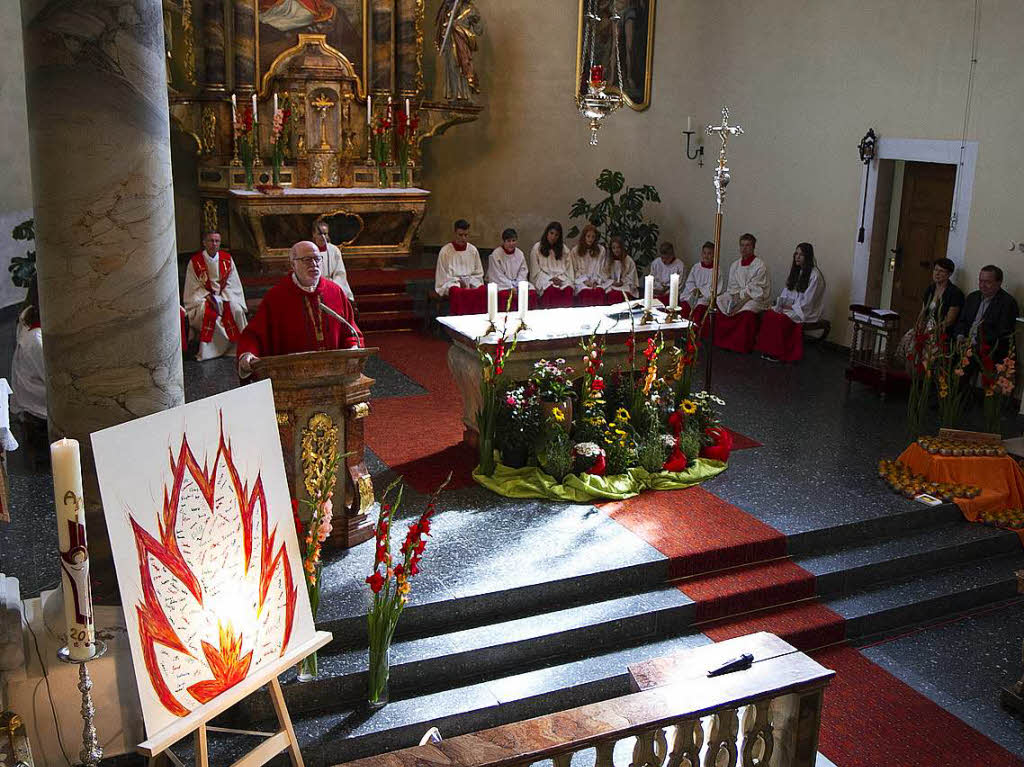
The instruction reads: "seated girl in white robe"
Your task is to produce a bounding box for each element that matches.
[602,236,639,304]
[529,221,575,308]
[570,224,608,306]
[755,242,826,362]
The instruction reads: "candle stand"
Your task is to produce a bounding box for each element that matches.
[57,640,107,767]
[662,306,682,323]
[639,308,655,325]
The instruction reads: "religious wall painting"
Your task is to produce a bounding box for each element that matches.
[576,0,655,110]
[93,381,315,739]
[258,0,366,93]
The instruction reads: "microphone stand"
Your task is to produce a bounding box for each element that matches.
[320,303,365,348]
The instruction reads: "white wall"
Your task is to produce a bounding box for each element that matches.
[0,0,30,308]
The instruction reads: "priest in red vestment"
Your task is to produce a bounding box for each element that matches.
[237,240,363,378]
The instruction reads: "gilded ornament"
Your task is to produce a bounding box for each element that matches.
[182,0,197,85]
[350,402,370,419]
[301,413,339,498]
[202,200,218,235]
[201,106,217,155]
[276,411,290,425]
[357,473,375,514]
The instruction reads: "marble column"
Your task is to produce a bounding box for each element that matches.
[203,0,227,88]
[21,0,185,601]
[232,0,255,91]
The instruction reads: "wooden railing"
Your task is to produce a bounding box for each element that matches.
[335,633,834,767]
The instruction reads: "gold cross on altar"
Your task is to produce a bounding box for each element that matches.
[311,93,336,150]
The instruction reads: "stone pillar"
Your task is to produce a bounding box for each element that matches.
[21,0,185,601]
[232,0,255,91]
[203,0,227,88]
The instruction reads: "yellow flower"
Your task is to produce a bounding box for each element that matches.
[615,428,628,437]
[615,408,631,421]
[398,580,411,595]
[552,407,565,422]
[681,399,697,415]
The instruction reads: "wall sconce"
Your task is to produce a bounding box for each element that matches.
[856,128,878,243]
[682,116,704,167]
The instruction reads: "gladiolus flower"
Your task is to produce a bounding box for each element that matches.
[366,570,385,593]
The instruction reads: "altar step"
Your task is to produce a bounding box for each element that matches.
[211,512,1023,765]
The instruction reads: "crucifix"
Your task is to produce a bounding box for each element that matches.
[310,93,336,150]
[703,106,744,393]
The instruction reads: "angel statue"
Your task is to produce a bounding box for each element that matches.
[434,0,484,102]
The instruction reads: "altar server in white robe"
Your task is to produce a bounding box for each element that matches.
[313,220,355,302]
[680,242,721,326]
[571,223,609,306]
[435,218,487,315]
[755,242,826,362]
[530,221,575,308]
[487,228,535,311]
[714,233,771,353]
[650,241,687,305]
[11,280,45,422]
[183,231,248,361]
[602,236,639,304]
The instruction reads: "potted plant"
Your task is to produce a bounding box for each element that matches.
[529,358,576,427]
[495,384,540,468]
[537,407,573,482]
[567,169,661,270]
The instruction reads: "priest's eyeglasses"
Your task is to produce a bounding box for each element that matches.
[293,254,323,266]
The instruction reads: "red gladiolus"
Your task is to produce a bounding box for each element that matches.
[394,563,405,579]
[408,558,420,576]
[366,570,385,593]
[643,338,657,361]
[419,517,432,536]
[292,499,304,540]
[591,377,605,392]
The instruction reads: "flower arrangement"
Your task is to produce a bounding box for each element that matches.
[365,473,451,708]
[269,105,287,186]
[234,105,256,189]
[571,442,606,475]
[668,323,700,402]
[530,358,576,403]
[371,111,393,186]
[476,323,520,475]
[934,334,972,429]
[294,452,341,680]
[537,406,573,481]
[979,340,1016,434]
[906,326,938,438]
[394,108,419,187]
[495,384,541,468]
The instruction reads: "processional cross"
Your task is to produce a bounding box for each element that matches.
[703,107,744,392]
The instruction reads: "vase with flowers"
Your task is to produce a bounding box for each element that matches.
[365,473,451,708]
[979,339,1016,434]
[269,103,286,187]
[529,358,576,428]
[395,108,419,188]
[235,105,256,190]
[371,112,393,188]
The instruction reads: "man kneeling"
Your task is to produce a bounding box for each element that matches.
[237,241,363,378]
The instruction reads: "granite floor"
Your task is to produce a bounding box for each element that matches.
[2,323,1024,761]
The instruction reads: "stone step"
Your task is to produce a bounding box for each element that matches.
[358,310,419,332]
[356,292,414,312]
[239,587,695,720]
[827,550,1024,641]
[796,521,1019,596]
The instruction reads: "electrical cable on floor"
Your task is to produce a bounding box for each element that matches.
[21,593,73,767]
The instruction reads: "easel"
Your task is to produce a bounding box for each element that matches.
[141,631,332,767]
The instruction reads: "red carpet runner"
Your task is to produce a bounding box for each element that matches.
[603,487,1021,765]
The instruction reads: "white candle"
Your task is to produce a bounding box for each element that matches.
[487,283,498,323]
[51,438,96,661]
[231,93,237,127]
[405,97,411,117]
[669,273,680,310]
[273,92,278,114]
[517,281,529,319]
[644,275,654,310]
[367,94,372,124]
[686,115,693,132]
[252,92,258,123]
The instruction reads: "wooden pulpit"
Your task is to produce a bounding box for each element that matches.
[251,347,378,548]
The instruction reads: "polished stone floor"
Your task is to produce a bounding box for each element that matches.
[2,324,1023,760]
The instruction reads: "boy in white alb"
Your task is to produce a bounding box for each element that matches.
[681,241,721,325]
[313,220,355,302]
[650,242,687,305]
[486,228,535,311]
[714,233,771,353]
[435,218,486,315]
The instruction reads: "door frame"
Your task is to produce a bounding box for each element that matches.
[849,137,978,306]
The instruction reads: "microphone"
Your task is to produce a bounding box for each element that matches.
[320,303,365,348]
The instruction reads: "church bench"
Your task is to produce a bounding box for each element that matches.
[332,632,832,767]
[425,289,449,334]
[803,319,831,344]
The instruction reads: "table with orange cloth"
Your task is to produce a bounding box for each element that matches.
[897,442,1024,544]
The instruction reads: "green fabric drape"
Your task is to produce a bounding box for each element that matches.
[472,459,728,502]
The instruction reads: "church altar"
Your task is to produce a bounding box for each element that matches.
[439,307,693,446]
[230,186,429,270]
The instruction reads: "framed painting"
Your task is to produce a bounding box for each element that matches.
[257,0,368,93]
[575,0,656,111]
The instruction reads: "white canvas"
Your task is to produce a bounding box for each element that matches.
[92,380,315,739]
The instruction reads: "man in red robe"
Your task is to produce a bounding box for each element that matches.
[237,241,363,378]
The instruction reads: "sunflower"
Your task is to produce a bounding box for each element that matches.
[681,399,697,415]
[615,407,631,421]
[551,407,565,422]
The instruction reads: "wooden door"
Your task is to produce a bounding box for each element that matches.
[891,162,956,330]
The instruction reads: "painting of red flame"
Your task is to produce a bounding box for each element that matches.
[92,381,315,738]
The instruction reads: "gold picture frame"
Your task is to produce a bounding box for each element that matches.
[575,0,656,111]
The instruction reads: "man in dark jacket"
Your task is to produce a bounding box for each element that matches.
[954,264,1019,362]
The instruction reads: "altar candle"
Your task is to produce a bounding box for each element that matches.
[644,275,654,310]
[405,97,411,118]
[669,273,680,310]
[686,115,693,133]
[487,283,498,323]
[273,92,278,114]
[51,438,95,661]
[367,94,372,124]
[231,93,237,125]
[517,280,529,319]
[252,92,258,123]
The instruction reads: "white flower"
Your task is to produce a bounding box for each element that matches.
[661,434,678,448]
[572,442,604,458]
